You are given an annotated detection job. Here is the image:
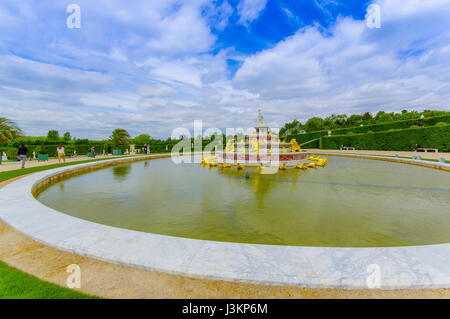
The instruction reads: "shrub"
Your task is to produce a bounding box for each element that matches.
[33,145,47,155]
[435,122,447,126]
[288,114,450,143]
[6,148,19,160]
[320,124,450,151]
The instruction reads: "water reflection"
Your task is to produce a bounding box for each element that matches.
[112,164,131,181]
[216,166,307,208]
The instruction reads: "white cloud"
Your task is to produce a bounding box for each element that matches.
[232,1,450,124]
[0,0,449,139]
[237,0,267,25]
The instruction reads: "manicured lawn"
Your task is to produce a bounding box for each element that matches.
[0,260,98,299]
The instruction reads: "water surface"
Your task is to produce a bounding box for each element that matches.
[37,156,450,247]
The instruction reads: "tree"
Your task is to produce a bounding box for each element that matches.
[346,114,362,127]
[63,132,72,141]
[378,113,393,122]
[375,111,386,119]
[334,114,348,128]
[109,128,131,149]
[361,112,373,121]
[47,130,59,141]
[304,117,325,132]
[0,117,23,143]
[133,134,151,145]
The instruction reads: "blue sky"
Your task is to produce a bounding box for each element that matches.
[0,0,449,139]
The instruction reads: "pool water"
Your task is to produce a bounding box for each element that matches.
[36,156,450,247]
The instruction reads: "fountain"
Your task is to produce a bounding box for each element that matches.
[208,109,326,169]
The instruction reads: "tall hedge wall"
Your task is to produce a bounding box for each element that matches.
[287,114,450,147]
[331,114,450,135]
[319,124,450,152]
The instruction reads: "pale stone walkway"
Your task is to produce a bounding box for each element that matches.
[0,154,130,172]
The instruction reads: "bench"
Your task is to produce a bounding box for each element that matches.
[37,154,49,161]
[416,148,439,153]
[341,147,355,150]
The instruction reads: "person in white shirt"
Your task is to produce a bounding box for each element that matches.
[57,143,65,163]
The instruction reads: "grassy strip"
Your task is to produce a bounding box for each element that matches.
[0,156,146,298]
[0,260,98,299]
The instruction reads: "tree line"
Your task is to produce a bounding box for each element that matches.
[279,110,450,136]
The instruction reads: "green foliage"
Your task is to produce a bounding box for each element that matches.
[435,122,446,127]
[0,117,23,143]
[304,117,325,132]
[280,110,450,136]
[0,260,97,299]
[109,128,131,148]
[47,130,59,141]
[6,148,19,160]
[133,134,151,145]
[34,141,48,155]
[320,125,450,152]
[74,138,89,145]
[288,114,450,145]
[63,131,72,141]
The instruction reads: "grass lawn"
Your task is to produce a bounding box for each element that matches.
[0,260,98,299]
[0,156,140,298]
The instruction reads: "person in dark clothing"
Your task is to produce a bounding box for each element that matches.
[414,143,419,152]
[18,143,28,169]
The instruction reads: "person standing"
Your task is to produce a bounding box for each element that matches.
[414,143,418,152]
[18,143,28,169]
[57,143,66,163]
[90,146,96,158]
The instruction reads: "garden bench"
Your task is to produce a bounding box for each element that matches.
[37,154,49,161]
[341,147,355,150]
[416,148,439,152]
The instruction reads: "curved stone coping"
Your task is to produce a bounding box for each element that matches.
[307,151,450,171]
[0,154,449,289]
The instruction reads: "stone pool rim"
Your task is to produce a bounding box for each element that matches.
[0,153,449,289]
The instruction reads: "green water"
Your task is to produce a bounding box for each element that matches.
[36,156,450,247]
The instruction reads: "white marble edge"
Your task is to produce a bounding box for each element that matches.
[0,154,449,290]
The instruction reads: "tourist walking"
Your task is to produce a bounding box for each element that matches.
[17,143,28,169]
[90,146,96,158]
[57,143,66,163]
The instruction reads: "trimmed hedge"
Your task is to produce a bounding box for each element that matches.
[287,114,450,147]
[320,124,450,152]
[331,114,450,135]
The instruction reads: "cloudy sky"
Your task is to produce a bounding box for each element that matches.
[0,0,449,139]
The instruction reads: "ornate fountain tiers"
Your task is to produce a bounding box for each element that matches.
[216,109,308,166]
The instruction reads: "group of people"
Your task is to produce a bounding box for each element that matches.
[15,143,97,169]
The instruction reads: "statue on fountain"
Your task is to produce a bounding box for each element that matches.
[290,139,301,152]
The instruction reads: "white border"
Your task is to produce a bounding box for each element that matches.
[0,154,449,289]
